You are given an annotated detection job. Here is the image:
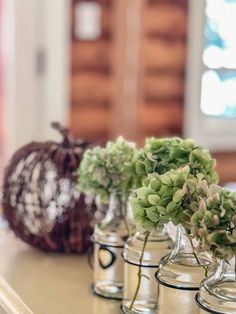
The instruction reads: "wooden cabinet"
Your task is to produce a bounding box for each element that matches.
[69,0,188,143]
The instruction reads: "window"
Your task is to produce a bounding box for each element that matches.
[201,0,236,118]
[185,0,236,151]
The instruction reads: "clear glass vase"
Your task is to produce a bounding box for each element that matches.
[196,258,236,314]
[121,227,173,313]
[92,191,135,300]
[155,225,214,314]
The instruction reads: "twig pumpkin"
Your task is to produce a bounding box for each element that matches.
[2,122,94,253]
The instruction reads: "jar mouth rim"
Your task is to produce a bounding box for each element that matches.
[162,252,211,266]
[122,253,159,268]
[195,293,221,314]
[155,272,199,290]
[202,275,236,302]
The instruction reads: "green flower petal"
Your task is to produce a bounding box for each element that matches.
[173,189,185,203]
[148,194,160,205]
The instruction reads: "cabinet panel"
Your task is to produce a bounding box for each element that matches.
[142,74,184,101]
[71,73,112,103]
[139,102,183,134]
[71,41,111,72]
[142,39,186,72]
[70,106,110,139]
[143,4,187,38]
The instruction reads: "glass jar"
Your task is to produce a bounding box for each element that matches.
[92,191,135,300]
[121,227,173,313]
[155,225,214,314]
[196,258,236,314]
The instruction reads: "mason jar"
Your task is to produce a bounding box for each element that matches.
[155,225,215,314]
[92,191,135,300]
[121,227,173,313]
[196,258,236,314]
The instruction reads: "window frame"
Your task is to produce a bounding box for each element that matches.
[184,0,236,152]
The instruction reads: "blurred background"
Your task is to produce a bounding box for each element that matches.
[1,0,236,184]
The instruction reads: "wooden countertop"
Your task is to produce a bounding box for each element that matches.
[0,226,120,314]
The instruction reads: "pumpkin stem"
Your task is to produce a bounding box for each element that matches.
[51,122,70,146]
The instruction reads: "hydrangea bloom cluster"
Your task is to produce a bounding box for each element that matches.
[135,137,219,185]
[191,188,236,262]
[78,137,138,204]
[132,166,212,232]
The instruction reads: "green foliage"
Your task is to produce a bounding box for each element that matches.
[190,188,236,262]
[77,137,139,204]
[135,137,219,185]
[132,166,212,232]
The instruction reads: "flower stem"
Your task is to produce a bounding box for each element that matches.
[121,199,131,237]
[123,216,131,237]
[189,238,209,277]
[129,232,149,311]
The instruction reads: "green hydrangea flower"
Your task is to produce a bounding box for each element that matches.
[190,188,236,262]
[78,137,139,204]
[132,166,212,232]
[135,137,219,185]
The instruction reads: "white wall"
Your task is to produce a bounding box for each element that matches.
[4,0,71,157]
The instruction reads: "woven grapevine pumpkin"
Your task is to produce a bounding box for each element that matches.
[2,122,94,253]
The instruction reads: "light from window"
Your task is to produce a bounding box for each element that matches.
[201,0,236,118]
[201,70,236,117]
[75,2,102,41]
